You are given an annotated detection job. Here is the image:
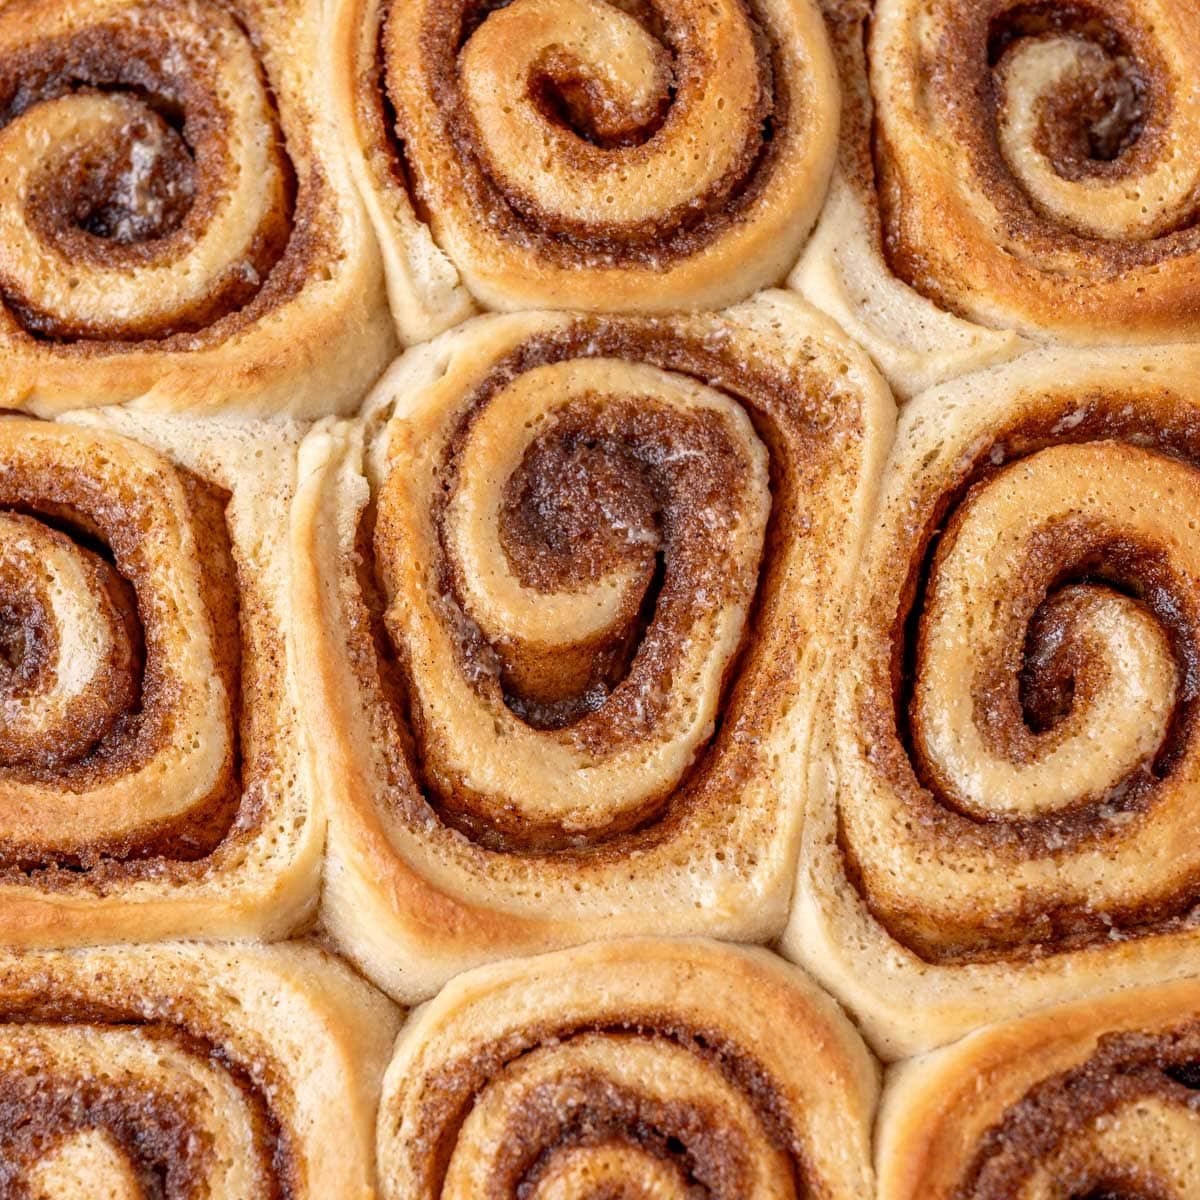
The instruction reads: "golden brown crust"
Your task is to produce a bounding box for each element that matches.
[331,0,840,334]
[874,0,1200,339]
[0,0,394,416]
[879,979,1200,1200]
[378,938,877,1199]
[785,342,1200,1058]
[292,291,894,1001]
[793,0,1200,398]
[0,940,401,1199]
[0,409,320,945]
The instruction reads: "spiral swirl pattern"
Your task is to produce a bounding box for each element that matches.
[0,941,399,1199]
[872,0,1200,343]
[377,939,876,1200]
[0,411,318,947]
[784,344,1200,1057]
[0,0,392,415]
[293,292,892,999]
[336,0,839,331]
[879,980,1200,1200]
[0,417,236,861]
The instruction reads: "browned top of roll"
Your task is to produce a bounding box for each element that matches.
[0,0,341,356]
[379,940,876,1200]
[836,359,1200,967]
[868,0,1200,340]
[365,314,864,858]
[0,416,257,892]
[348,0,839,314]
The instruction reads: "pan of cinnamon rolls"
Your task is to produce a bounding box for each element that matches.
[2,0,1200,1195]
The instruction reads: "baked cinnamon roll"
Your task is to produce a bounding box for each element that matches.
[785,344,1200,1058]
[0,409,319,946]
[292,291,893,1000]
[377,938,876,1200]
[0,0,394,416]
[0,940,400,1198]
[794,0,1200,398]
[330,0,840,338]
[879,979,1200,1200]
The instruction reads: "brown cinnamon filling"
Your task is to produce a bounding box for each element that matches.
[379,0,789,267]
[458,395,749,736]
[955,1023,1200,1200]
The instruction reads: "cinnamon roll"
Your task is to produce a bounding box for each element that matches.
[0,0,394,417]
[879,979,1200,1200]
[292,291,893,1000]
[0,939,401,1198]
[784,344,1200,1059]
[330,0,841,338]
[793,0,1200,398]
[377,938,877,1199]
[0,409,320,946]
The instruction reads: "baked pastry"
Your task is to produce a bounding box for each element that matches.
[331,0,840,338]
[0,0,394,417]
[376,937,877,1198]
[793,0,1200,398]
[784,343,1200,1059]
[0,409,319,946]
[292,291,893,1000]
[0,939,401,1197]
[878,979,1200,1200]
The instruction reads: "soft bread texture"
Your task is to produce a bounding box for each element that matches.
[330,0,840,337]
[291,290,894,1002]
[784,343,1200,1059]
[878,979,1200,1200]
[793,0,1200,399]
[0,940,401,1198]
[0,408,320,946]
[377,937,877,1199]
[0,0,395,417]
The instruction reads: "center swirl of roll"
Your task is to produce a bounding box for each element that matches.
[910,441,1191,822]
[377,355,770,851]
[982,3,1178,241]
[438,1032,798,1199]
[449,0,767,243]
[0,511,141,771]
[0,0,293,342]
[0,419,240,868]
[959,1025,1200,1200]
